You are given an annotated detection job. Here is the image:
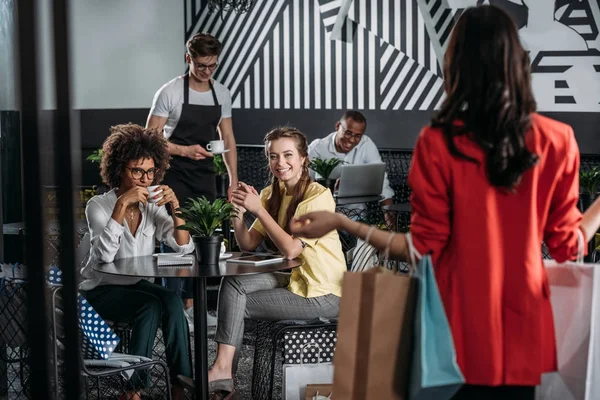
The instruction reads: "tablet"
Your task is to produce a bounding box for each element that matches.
[226,253,285,265]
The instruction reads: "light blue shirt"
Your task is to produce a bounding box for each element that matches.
[308,132,395,200]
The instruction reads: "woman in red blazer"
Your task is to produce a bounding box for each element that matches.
[290,5,600,400]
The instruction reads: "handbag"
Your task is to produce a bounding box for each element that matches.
[537,230,600,400]
[283,342,334,400]
[77,294,120,360]
[407,233,464,400]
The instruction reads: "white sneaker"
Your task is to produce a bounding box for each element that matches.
[184,307,218,331]
[184,307,194,333]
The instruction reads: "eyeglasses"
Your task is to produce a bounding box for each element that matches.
[126,167,158,180]
[339,123,364,142]
[191,61,219,71]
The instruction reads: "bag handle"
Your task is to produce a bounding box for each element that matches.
[300,342,322,365]
[313,391,333,400]
[576,228,585,264]
[365,227,397,269]
[405,233,422,275]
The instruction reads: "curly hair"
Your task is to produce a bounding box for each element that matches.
[99,123,170,189]
[433,5,538,190]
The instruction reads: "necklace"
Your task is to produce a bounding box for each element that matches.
[125,205,138,227]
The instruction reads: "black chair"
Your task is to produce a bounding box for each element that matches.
[50,286,172,399]
[251,319,337,400]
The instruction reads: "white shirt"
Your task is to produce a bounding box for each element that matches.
[149,76,233,139]
[79,189,195,290]
[308,132,395,200]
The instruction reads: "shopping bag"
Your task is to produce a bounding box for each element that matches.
[0,278,28,348]
[283,343,333,400]
[407,233,464,400]
[332,267,417,400]
[77,294,120,360]
[305,384,333,400]
[537,230,600,400]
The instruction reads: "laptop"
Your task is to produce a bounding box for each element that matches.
[335,163,386,199]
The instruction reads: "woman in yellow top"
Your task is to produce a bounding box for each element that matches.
[207,126,346,395]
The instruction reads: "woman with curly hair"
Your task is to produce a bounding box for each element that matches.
[291,6,600,400]
[79,123,192,400]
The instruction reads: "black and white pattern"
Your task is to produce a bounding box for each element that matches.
[78,295,120,360]
[189,0,600,112]
[283,329,337,364]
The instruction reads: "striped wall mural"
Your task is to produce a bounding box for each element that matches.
[186,0,600,113]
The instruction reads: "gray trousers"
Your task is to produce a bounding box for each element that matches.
[214,273,340,372]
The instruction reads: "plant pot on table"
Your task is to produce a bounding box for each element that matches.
[193,235,223,266]
[216,175,229,199]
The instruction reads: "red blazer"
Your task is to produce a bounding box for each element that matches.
[409,113,583,386]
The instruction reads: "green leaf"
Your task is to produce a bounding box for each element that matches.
[308,157,346,179]
[174,196,238,237]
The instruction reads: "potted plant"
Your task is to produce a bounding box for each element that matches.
[214,154,228,198]
[175,197,237,265]
[580,167,600,211]
[308,158,345,192]
[86,149,103,163]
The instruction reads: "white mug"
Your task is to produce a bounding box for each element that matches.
[147,185,164,203]
[206,140,225,153]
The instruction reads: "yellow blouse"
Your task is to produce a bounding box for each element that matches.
[250,182,345,298]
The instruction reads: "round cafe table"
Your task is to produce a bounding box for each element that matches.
[92,252,303,400]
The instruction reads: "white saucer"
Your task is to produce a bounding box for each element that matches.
[211,149,230,155]
[220,253,233,260]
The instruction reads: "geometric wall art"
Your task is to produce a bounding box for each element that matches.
[187,0,600,112]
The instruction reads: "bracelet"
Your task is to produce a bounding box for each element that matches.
[365,226,376,244]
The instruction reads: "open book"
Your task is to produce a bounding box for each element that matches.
[155,254,194,266]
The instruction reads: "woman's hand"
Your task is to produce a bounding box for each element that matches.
[231,182,263,215]
[116,186,149,208]
[154,185,179,208]
[290,211,343,238]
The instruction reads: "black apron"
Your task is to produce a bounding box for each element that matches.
[163,75,221,204]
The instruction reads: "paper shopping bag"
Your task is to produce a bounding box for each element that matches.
[283,342,334,400]
[409,254,464,400]
[77,294,120,360]
[332,268,417,400]
[537,259,600,400]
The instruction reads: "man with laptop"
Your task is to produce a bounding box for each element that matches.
[307,110,394,206]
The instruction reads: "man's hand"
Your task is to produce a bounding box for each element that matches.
[183,144,213,160]
[227,180,239,202]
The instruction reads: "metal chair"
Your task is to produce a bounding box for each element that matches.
[50,286,172,399]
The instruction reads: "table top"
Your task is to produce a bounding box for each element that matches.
[3,220,88,235]
[381,203,411,213]
[92,252,303,279]
[335,195,383,206]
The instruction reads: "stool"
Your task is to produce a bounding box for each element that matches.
[251,319,337,400]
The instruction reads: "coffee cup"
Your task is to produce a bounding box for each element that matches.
[206,140,225,153]
[220,242,226,255]
[147,185,164,203]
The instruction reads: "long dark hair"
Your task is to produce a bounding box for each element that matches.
[433,5,538,190]
[264,126,312,233]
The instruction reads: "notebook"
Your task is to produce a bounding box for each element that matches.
[155,254,194,266]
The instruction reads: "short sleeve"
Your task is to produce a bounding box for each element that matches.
[408,128,452,260]
[292,188,337,248]
[249,189,271,237]
[544,126,584,262]
[216,83,233,118]
[149,83,173,118]
[362,139,395,200]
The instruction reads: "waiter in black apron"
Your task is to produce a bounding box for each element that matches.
[146,33,238,330]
